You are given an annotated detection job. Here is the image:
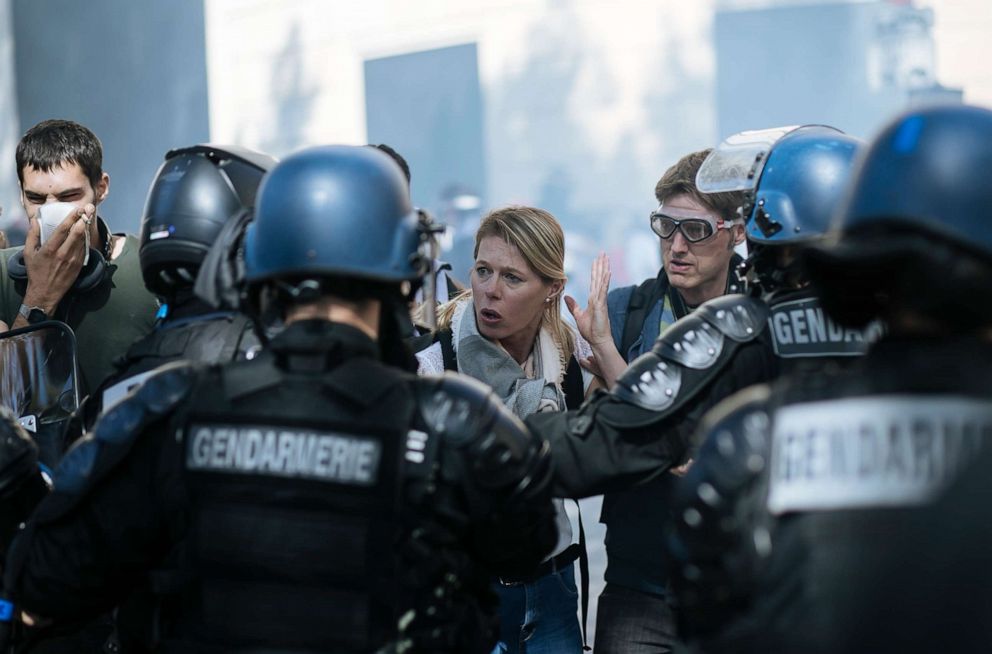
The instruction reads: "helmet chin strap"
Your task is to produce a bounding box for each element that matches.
[744,243,808,298]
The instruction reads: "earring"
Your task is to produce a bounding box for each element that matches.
[544,297,552,304]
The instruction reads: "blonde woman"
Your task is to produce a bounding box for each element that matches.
[415,205,601,654]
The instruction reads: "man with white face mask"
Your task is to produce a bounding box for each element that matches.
[0,119,157,398]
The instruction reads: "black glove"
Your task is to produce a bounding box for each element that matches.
[0,411,49,555]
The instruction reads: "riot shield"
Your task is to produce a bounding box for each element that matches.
[0,322,80,468]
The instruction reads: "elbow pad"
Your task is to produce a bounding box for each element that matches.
[414,373,552,512]
[613,294,769,415]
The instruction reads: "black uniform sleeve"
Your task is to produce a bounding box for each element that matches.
[530,396,689,498]
[415,373,558,578]
[0,415,48,558]
[8,421,186,621]
[534,337,778,498]
[5,365,195,622]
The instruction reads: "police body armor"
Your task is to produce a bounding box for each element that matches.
[154,322,550,654]
[667,337,992,653]
[610,288,876,418]
[99,310,256,413]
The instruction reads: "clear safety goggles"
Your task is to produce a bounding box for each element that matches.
[650,207,741,243]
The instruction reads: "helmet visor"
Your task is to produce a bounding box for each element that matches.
[696,126,802,194]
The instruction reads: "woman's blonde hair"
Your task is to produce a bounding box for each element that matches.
[437,205,574,356]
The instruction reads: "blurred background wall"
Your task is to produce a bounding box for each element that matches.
[202,0,988,295]
[3,0,990,284]
[0,0,209,243]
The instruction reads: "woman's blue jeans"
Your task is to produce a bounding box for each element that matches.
[491,563,583,654]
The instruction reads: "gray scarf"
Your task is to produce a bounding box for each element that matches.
[452,300,565,419]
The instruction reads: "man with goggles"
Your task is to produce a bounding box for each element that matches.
[564,149,746,654]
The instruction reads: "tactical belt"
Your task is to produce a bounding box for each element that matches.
[498,543,581,586]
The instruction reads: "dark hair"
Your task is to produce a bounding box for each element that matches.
[368,143,411,185]
[655,148,743,221]
[16,119,104,188]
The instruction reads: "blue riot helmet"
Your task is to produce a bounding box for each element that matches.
[804,104,992,331]
[140,145,276,299]
[697,125,862,294]
[243,145,438,318]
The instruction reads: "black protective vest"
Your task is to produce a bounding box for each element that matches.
[601,288,874,594]
[115,312,255,380]
[170,336,414,653]
[670,337,992,653]
[79,311,257,447]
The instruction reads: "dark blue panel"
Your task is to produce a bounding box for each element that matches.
[364,43,486,220]
[12,0,210,235]
[714,3,904,140]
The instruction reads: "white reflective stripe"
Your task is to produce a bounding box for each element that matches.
[405,430,429,461]
[102,369,160,413]
[186,424,382,486]
[767,396,992,514]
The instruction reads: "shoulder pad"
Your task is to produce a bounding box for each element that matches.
[414,372,550,495]
[673,386,773,539]
[695,294,770,342]
[414,372,502,447]
[694,384,774,469]
[612,296,769,412]
[39,363,197,520]
[612,350,684,412]
[656,296,768,369]
[668,385,774,633]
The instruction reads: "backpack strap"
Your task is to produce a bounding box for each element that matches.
[562,355,585,410]
[437,328,457,372]
[619,274,667,360]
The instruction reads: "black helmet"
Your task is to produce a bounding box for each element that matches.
[244,145,426,290]
[140,145,276,298]
[805,104,992,329]
[697,125,862,293]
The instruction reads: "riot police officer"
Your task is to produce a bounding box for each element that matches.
[538,125,867,499]
[96,144,276,412]
[1,145,557,653]
[666,104,992,652]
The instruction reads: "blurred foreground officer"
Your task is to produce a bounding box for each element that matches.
[667,104,992,653]
[1,146,557,653]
